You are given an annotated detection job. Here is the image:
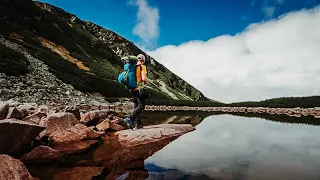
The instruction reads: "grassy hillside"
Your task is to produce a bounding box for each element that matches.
[0,0,208,102]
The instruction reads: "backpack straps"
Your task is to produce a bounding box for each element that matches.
[137,64,144,87]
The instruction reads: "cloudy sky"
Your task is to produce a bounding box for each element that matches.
[41,0,320,103]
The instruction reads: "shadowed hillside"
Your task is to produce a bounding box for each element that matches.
[0,0,208,105]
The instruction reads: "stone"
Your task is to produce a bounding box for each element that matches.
[29,166,104,180]
[66,107,81,120]
[36,105,49,114]
[109,121,124,131]
[0,102,9,120]
[80,110,110,125]
[115,124,195,147]
[23,112,47,124]
[6,107,22,119]
[0,154,35,180]
[52,140,98,155]
[96,119,110,131]
[112,116,122,124]
[48,124,100,144]
[21,146,62,163]
[39,112,78,136]
[16,104,36,118]
[0,119,45,155]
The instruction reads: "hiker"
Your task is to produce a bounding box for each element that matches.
[122,54,148,130]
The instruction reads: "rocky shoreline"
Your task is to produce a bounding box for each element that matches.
[80,104,320,118]
[0,100,195,180]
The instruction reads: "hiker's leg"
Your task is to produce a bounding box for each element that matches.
[134,95,146,128]
[123,90,138,129]
[131,91,139,126]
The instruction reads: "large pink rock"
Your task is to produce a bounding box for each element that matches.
[0,154,35,180]
[39,112,78,136]
[0,119,45,155]
[115,124,195,147]
[48,124,100,144]
[21,146,62,163]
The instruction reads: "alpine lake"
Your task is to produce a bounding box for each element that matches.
[142,111,320,180]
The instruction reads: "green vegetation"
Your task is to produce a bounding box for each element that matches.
[227,96,320,108]
[227,112,320,126]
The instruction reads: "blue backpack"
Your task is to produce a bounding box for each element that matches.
[118,56,141,90]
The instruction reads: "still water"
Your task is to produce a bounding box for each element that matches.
[144,114,320,180]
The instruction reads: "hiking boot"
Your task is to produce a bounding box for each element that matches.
[123,117,133,129]
[133,120,143,130]
[133,124,143,130]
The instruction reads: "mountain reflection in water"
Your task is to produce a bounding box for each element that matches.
[144,113,320,180]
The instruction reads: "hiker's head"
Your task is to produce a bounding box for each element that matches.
[137,54,145,64]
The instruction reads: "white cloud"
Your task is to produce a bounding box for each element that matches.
[147,6,320,103]
[263,6,276,18]
[276,0,285,5]
[129,0,159,49]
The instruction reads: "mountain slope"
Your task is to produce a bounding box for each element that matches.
[0,0,208,105]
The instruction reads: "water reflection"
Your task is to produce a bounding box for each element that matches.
[145,114,320,180]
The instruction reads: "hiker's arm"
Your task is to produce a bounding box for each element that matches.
[141,66,148,84]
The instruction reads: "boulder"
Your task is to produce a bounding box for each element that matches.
[0,119,45,155]
[6,107,22,119]
[0,154,35,180]
[23,112,47,124]
[115,124,195,147]
[39,112,78,136]
[112,116,122,124]
[65,107,81,120]
[80,110,110,125]
[48,124,100,144]
[37,105,49,114]
[0,102,9,120]
[52,140,98,155]
[16,104,36,119]
[28,166,104,180]
[21,146,62,163]
[109,121,124,131]
[96,119,110,131]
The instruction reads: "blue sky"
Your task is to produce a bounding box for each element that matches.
[40,0,320,50]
